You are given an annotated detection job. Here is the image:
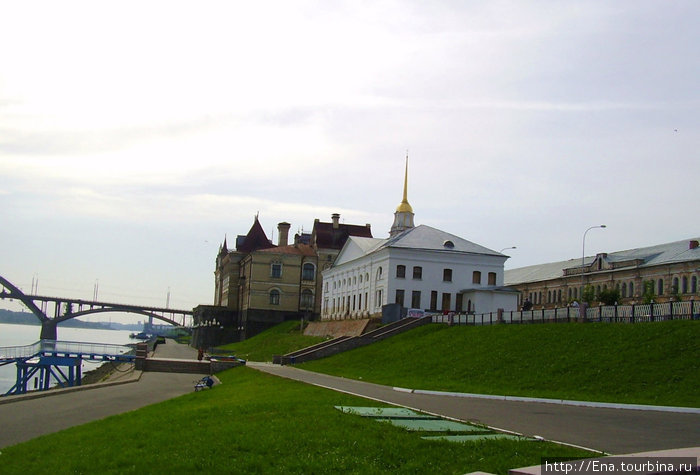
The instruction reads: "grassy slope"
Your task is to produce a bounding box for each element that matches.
[213,320,328,361]
[301,320,699,407]
[0,368,592,475]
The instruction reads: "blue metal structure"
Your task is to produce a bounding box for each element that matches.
[0,340,136,396]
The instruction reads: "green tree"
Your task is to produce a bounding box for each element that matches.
[581,285,596,304]
[641,280,655,304]
[598,288,620,305]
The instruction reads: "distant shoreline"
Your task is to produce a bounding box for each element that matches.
[0,309,142,331]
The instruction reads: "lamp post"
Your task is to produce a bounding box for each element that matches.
[581,225,606,320]
[499,246,517,253]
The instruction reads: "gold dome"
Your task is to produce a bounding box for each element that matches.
[396,199,413,213]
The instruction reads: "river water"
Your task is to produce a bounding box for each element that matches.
[0,323,135,395]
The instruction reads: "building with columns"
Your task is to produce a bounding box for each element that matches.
[321,160,518,319]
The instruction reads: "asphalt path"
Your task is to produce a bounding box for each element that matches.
[0,340,206,449]
[247,362,700,455]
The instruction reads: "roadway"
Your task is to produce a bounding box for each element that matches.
[247,362,700,455]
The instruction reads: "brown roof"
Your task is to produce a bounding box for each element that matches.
[312,220,373,250]
[257,243,316,257]
[236,218,275,253]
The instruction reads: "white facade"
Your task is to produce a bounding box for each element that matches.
[321,225,518,319]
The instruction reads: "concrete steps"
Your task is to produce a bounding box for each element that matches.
[275,316,432,365]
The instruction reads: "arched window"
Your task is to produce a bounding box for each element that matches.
[658,279,664,296]
[359,274,363,284]
[302,263,315,281]
[269,289,280,305]
[672,277,679,293]
[692,276,698,294]
[301,289,314,309]
[621,282,627,298]
[682,276,688,293]
[629,281,634,297]
[376,267,383,281]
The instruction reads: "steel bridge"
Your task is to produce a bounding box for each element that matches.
[0,340,135,395]
[0,275,193,339]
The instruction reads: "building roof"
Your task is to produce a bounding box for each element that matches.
[312,219,373,250]
[236,218,275,253]
[257,243,316,257]
[379,225,503,256]
[505,238,700,285]
[333,225,503,267]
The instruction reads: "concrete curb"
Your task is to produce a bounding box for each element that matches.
[0,370,143,405]
[392,387,700,414]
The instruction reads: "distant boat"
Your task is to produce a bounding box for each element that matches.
[129,332,151,340]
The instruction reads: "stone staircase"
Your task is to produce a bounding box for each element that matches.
[274,316,432,365]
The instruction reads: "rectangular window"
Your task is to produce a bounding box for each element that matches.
[441,293,451,311]
[455,293,463,312]
[376,290,383,308]
[396,265,406,279]
[302,263,315,281]
[271,263,282,278]
[395,289,405,306]
[413,266,422,279]
[411,291,421,308]
[488,272,497,285]
[430,291,438,310]
[472,271,481,284]
[443,268,452,282]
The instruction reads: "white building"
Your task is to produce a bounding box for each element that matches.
[321,160,518,320]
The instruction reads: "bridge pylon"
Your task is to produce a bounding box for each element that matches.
[40,320,58,340]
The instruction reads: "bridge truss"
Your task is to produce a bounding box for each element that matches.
[0,275,193,339]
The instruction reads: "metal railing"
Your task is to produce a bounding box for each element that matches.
[0,340,134,361]
[431,300,700,326]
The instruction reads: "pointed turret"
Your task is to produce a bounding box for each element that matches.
[390,155,415,237]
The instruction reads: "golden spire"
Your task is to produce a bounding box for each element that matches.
[396,153,413,213]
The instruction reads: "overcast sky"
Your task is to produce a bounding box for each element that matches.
[1,1,698,314]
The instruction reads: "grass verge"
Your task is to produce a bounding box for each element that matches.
[213,320,328,361]
[0,367,593,474]
[301,320,699,407]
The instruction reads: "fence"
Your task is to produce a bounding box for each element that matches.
[431,300,700,326]
[0,340,134,361]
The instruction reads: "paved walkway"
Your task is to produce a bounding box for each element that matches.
[247,362,700,455]
[0,340,207,449]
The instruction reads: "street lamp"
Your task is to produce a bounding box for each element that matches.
[581,225,606,317]
[499,246,517,253]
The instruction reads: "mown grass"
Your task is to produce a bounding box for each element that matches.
[0,367,593,474]
[212,320,328,361]
[301,320,699,407]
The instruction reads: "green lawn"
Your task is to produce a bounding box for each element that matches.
[0,367,593,474]
[301,320,700,407]
[213,320,328,361]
